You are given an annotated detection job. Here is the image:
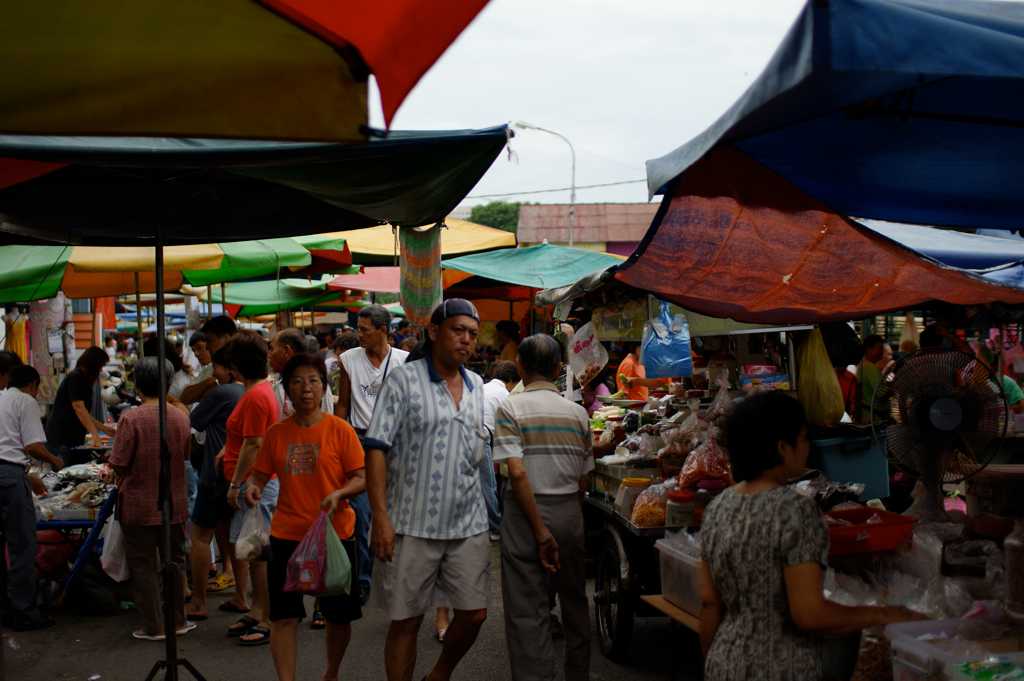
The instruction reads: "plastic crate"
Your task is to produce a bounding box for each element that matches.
[826,507,915,556]
[886,619,1024,681]
[655,538,701,615]
[810,434,890,501]
[946,652,1024,680]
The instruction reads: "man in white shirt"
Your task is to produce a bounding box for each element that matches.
[481,360,520,539]
[0,365,64,631]
[335,305,408,604]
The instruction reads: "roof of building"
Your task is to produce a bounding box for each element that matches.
[517,203,658,244]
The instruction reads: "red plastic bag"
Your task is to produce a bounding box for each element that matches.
[284,512,329,595]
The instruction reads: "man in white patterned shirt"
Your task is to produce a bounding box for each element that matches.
[365,299,490,681]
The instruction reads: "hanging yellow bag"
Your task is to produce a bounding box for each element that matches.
[797,328,845,427]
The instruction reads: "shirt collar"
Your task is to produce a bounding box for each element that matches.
[524,381,558,393]
[424,353,475,391]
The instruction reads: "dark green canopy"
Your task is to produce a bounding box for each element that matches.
[0,126,508,246]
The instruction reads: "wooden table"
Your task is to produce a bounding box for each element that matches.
[640,594,701,633]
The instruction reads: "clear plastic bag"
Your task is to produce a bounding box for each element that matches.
[630,480,674,527]
[285,512,329,595]
[677,437,732,489]
[100,517,129,582]
[234,504,270,562]
[705,375,733,422]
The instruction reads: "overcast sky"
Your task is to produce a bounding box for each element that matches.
[368,0,806,207]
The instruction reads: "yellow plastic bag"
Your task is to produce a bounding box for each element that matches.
[797,329,845,427]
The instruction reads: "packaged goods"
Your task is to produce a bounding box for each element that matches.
[568,322,609,387]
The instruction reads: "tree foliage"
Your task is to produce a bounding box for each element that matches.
[469,201,520,233]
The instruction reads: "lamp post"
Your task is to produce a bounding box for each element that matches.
[513,121,576,247]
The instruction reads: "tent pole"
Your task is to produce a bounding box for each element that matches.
[134,273,144,357]
[146,234,207,681]
[220,282,226,317]
[206,285,213,320]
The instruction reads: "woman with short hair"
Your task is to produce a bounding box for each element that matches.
[245,353,365,681]
[108,357,193,641]
[699,391,922,681]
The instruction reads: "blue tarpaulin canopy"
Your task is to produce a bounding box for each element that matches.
[859,221,1024,270]
[646,0,1024,231]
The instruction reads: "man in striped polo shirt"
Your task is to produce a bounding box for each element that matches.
[364,299,490,681]
[493,334,593,681]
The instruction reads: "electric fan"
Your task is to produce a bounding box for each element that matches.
[871,349,1007,521]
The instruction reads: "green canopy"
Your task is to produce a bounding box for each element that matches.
[0,245,69,303]
[182,238,311,287]
[210,276,337,317]
[442,243,625,291]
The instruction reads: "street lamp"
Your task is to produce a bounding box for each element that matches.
[512,121,577,247]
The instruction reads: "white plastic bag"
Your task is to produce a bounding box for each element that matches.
[100,517,130,582]
[568,322,609,387]
[235,504,270,561]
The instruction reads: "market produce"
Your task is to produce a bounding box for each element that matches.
[677,436,732,489]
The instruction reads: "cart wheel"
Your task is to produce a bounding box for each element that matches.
[593,527,633,661]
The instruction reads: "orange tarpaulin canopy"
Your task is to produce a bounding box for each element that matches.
[617,149,1024,324]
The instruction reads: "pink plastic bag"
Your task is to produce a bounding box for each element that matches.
[284,512,328,595]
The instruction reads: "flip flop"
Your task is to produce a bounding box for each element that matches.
[238,625,270,647]
[226,615,259,637]
[218,601,251,614]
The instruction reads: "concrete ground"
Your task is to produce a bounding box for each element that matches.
[4,545,701,681]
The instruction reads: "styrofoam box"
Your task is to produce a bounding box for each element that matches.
[655,538,701,616]
[885,619,1024,681]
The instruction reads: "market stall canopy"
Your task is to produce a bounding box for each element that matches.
[0,1,487,140]
[0,126,509,246]
[327,267,401,294]
[0,236,354,303]
[645,0,1024,231]
[617,149,1024,325]
[858,221,1024,270]
[0,243,221,304]
[441,243,624,300]
[336,218,516,264]
[205,276,338,318]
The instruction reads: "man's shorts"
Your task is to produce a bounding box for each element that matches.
[372,532,490,621]
[190,475,231,531]
[228,478,279,545]
[267,536,362,624]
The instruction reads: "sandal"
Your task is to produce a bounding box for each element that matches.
[218,601,251,614]
[132,630,166,641]
[226,615,259,637]
[310,611,326,630]
[184,609,208,622]
[207,573,235,592]
[176,622,198,636]
[238,625,270,646]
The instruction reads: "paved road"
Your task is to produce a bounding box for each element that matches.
[5,546,701,681]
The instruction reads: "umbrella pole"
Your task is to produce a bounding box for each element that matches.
[145,237,206,681]
[206,285,213,320]
[135,273,144,357]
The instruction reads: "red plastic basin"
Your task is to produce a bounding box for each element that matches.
[826,508,916,556]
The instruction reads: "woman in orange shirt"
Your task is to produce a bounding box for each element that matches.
[245,353,366,681]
